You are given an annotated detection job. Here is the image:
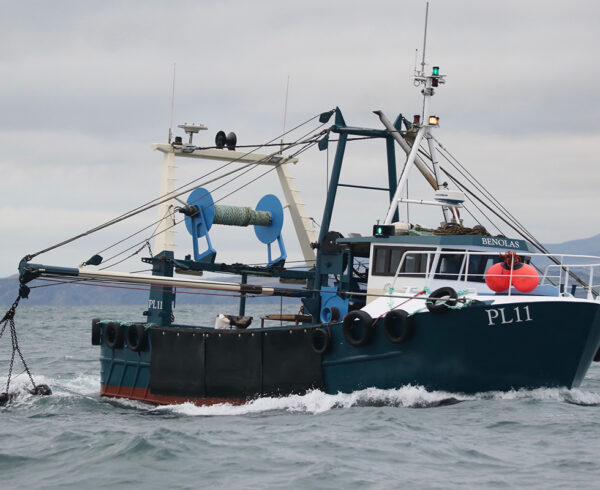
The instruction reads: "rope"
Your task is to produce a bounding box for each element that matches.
[371,288,427,326]
[433,222,491,236]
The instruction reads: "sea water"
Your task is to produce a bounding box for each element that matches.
[1,305,600,489]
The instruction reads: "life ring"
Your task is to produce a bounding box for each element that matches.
[383,309,414,343]
[342,310,374,347]
[105,322,124,349]
[126,324,147,352]
[425,287,458,314]
[91,318,101,346]
[311,327,331,354]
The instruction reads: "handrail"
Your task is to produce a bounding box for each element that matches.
[387,249,600,300]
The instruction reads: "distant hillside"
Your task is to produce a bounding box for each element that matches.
[0,275,299,307]
[546,233,600,256]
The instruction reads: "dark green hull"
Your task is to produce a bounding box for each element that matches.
[96,299,600,404]
[323,300,600,393]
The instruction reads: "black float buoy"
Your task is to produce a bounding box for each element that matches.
[28,384,52,396]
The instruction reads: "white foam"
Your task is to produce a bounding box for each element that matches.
[0,372,99,400]
[152,385,467,417]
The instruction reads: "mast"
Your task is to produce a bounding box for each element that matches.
[381,2,447,225]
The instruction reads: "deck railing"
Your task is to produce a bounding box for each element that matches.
[389,250,600,300]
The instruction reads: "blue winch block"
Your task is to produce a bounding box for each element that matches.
[320,286,349,323]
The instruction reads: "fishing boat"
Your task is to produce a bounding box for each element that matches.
[4,15,600,406]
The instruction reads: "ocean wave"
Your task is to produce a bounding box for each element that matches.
[150,384,600,417]
[152,385,465,416]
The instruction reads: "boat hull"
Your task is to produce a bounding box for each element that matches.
[324,300,600,393]
[97,300,600,405]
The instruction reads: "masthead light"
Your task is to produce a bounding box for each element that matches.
[429,115,439,126]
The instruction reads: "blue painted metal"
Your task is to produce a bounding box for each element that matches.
[184,187,217,262]
[144,250,175,327]
[254,194,286,267]
[254,194,283,244]
[99,321,152,390]
[338,183,390,192]
[386,135,399,223]
[319,286,349,323]
[338,234,536,251]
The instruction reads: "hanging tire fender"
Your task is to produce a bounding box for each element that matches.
[105,322,124,349]
[311,327,331,354]
[91,318,101,346]
[426,287,458,314]
[383,309,414,343]
[342,310,375,347]
[126,324,147,352]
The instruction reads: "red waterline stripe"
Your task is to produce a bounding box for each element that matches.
[101,385,246,407]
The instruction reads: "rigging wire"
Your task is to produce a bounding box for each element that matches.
[433,138,540,244]
[98,133,323,269]
[90,122,327,266]
[25,112,328,262]
[439,166,597,294]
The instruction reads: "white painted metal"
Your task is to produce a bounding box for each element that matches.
[152,144,298,165]
[396,198,462,208]
[275,164,317,266]
[433,189,466,205]
[75,267,275,295]
[384,126,427,224]
[154,150,176,254]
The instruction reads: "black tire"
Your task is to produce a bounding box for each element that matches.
[594,347,600,363]
[383,309,414,343]
[311,327,330,354]
[126,324,147,352]
[91,318,101,346]
[426,287,458,314]
[105,322,124,349]
[342,310,374,347]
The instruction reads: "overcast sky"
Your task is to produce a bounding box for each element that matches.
[1,0,599,277]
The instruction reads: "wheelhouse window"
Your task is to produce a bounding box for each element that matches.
[434,252,463,280]
[371,246,434,277]
[465,253,531,282]
[433,251,533,282]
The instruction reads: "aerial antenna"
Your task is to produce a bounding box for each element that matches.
[420,2,429,76]
[280,75,290,154]
[168,62,176,144]
[413,48,419,77]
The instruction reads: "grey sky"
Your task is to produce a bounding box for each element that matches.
[1,0,599,277]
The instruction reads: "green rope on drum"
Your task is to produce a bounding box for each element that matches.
[213,205,271,227]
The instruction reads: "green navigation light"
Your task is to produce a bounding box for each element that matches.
[432,66,440,76]
[373,224,394,237]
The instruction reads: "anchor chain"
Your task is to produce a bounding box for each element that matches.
[0,295,51,403]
